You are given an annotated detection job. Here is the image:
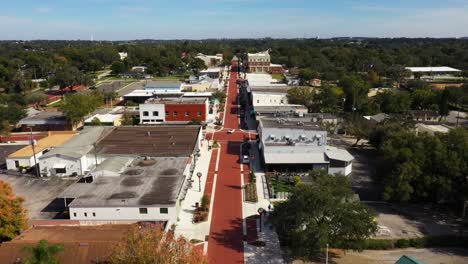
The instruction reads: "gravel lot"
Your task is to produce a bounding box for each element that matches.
[0,173,74,220]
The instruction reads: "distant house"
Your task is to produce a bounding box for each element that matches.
[196,53,223,68]
[118,52,128,60]
[131,66,147,73]
[309,79,322,87]
[18,110,80,132]
[410,110,440,122]
[363,113,390,127]
[199,68,222,79]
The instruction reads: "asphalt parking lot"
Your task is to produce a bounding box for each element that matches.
[0,174,74,220]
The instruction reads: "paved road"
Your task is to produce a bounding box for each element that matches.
[208,71,254,264]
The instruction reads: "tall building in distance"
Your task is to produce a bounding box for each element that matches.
[247,50,283,74]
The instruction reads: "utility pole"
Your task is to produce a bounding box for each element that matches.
[325,243,329,264]
[29,127,40,177]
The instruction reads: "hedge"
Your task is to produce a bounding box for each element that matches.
[355,235,468,251]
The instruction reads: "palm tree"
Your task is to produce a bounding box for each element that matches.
[22,240,64,264]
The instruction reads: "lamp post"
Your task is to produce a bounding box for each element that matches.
[197,172,202,192]
[257,207,265,232]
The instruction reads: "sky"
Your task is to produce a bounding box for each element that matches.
[0,0,467,40]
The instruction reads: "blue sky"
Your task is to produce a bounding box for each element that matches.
[1,0,467,40]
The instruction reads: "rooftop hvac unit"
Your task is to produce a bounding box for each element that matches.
[269,135,276,140]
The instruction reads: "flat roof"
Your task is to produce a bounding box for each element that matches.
[40,127,112,160]
[264,148,328,164]
[94,126,200,156]
[144,97,207,105]
[260,117,324,130]
[62,156,189,207]
[144,81,181,88]
[18,110,68,125]
[0,144,27,164]
[406,66,461,72]
[8,132,76,158]
[325,147,354,162]
[254,105,307,113]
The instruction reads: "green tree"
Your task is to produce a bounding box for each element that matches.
[317,85,343,113]
[0,180,28,242]
[110,61,127,75]
[287,87,316,110]
[270,173,377,259]
[374,91,412,114]
[298,68,319,84]
[346,115,370,146]
[59,92,102,125]
[90,117,102,126]
[212,91,226,104]
[189,58,207,75]
[340,75,369,113]
[22,240,64,264]
[25,93,48,106]
[120,110,134,126]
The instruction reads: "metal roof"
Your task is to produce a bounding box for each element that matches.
[405,66,461,72]
[325,147,354,162]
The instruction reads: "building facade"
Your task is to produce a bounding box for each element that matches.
[139,98,208,124]
[247,50,284,74]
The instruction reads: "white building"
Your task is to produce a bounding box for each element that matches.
[406,66,461,79]
[57,126,202,225]
[252,91,289,107]
[38,127,111,177]
[6,132,76,171]
[196,53,223,68]
[118,52,128,60]
[258,117,353,176]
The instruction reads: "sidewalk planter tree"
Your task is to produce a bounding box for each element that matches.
[193,195,210,223]
[270,173,377,260]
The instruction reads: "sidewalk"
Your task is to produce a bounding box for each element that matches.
[175,140,214,242]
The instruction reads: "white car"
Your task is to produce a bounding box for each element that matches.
[227,129,235,134]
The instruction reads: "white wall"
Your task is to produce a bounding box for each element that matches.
[69,206,176,223]
[329,162,352,176]
[6,156,34,170]
[252,93,288,107]
[139,104,166,124]
[39,155,83,177]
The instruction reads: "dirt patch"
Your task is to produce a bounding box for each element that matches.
[124,169,143,176]
[160,168,178,175]
[138,160,157,167]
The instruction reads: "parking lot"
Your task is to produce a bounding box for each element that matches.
[96,80,143,97]
[0,174,74,220]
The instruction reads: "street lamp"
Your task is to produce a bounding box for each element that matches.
[257,207,265,232]
[197,172,202,192]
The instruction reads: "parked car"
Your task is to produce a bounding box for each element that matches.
[227,129,235,134]
[241,155,249,164]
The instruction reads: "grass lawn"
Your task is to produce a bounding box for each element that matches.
[271,177,293,193]
[271,73,284,80]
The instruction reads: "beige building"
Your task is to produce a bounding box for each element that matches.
[247,50,283,74]
[196,53,223,68]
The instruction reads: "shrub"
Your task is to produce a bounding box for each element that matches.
[200,195,209,211]
[395,239,410,248]
[212,140,219,148]
[292,176,302,185]
[249,171,256,184]
[363,239,393,250]
[245,183,258,202]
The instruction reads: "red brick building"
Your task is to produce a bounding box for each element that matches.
[139,97,209,124]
